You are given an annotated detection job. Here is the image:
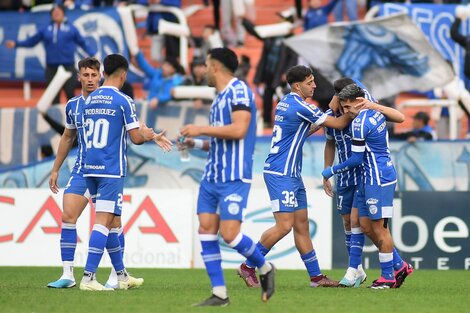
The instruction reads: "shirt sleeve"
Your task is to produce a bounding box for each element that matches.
[231,82,252,112]
[65,102,75,129]
[324,109,334,140]
[297,102,327,126]
[122,97,140,131]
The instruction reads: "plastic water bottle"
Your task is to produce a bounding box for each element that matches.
[178,135,190,162]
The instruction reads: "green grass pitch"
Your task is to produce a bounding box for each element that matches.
[0,267,468,313]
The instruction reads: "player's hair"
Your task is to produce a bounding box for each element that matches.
[337,83,365,101]
[286,65,312,85]
[208,48,238,73]
[103,54,129,76]
[333,77,355,94]
[50,3,65,15]
[78,57,100,71]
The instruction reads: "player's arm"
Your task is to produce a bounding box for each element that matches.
[181,137,210,152]
[180,110,251,140]
[358,98,405,123]
[321,114,355,130]
[322,139,364,180]
[49,128,77,194]
[323,138,336,197]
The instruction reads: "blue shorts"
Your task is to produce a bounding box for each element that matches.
[197,180,250,221]
[356,183,396,220]
[263,173,307,213]
[336,184,358,215]
[64,172,90,198]
[85,176,124,216]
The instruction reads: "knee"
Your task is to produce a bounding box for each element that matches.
[62,211,78,224]
[219,229,238,243]
[277,223,293,237]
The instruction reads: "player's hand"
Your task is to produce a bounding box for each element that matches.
[355,97,375,111]
[5,40,15,49]
[180,124,202,137]
[139,122,156,141]
[328,96,341,114]
[49,171,60,194]
[322,167,334,180]
[323,177,333,197]
[176,136,195,151]
[153,130,173,152]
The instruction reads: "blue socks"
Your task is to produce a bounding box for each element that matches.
[245,242,270,268]
[118,228,125,258]
[60,222,77,262]
[349,227,364,269]
[301,250,321,277]
[84,224,109,273]
[106,228,125,272]
[228,234,266,268]
[200,234,225,288]
[379,252,394,280]
[392,247,404,270]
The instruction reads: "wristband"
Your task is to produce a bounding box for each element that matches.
[193,139,204,150]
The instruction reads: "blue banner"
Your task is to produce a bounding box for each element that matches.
[0,8,142,82]
[379,3,470,83]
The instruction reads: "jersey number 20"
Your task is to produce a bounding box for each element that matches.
[85,118,110,149]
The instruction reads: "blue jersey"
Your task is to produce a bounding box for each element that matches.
[64,95,87,175]
[203,78,257,183]
[351,109,396,186]
[83,86,139,178]
[264,92,328,177]
[325,109,360,187]
[324,80,375,187]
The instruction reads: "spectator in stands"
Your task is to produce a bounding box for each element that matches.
[133,51,185,126]
[192,25,223,60]
[450,16,470,138]
[221,0,252,47]
[234,54,250,82]
[304,0,340,31]
[41,145,54,159]
[333,0,357,22]
[141,0,181,61]
[242,17,298,128]
[5,4,96,104]
[392,111,435,142]
[183,57,211,109]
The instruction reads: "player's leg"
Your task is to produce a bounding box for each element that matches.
[218,180,274,303]
[365,184,396,289]
[340,185,366,287]
[193,180,229,307]
[48,174,88,288]
[80,177,118,291]
[292,186,338,287]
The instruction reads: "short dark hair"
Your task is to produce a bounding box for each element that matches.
[337,83,365,101]
[78,57,100,71]
[414,111,430,125]
[286,65,312,85]
[208,48,238,73]
[50,3,65,15]
[333,77,355,94]
[103,54,129,76]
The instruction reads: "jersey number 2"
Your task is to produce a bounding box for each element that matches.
[270,125,282,154]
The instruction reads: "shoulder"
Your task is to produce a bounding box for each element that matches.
[66,95,81,108]
[231,79,251,95]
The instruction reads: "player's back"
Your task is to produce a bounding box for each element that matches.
[204,78,257,183]
[65,95,87,175]
[352,109,396,185]
[264,92,326,177]
[83,86,139,178]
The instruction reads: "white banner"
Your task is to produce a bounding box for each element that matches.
[0,189,194,268]
[284,13,454,99]
[0,188,332,269]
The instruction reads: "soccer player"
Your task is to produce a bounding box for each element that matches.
[80,54,172,291]
[238,65,358,289]
[46,57,101,289]
[323,78,405,287]
[322,84,413,289]
[180,47,275,306]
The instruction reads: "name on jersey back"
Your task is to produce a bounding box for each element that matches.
[84,108,116,116]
